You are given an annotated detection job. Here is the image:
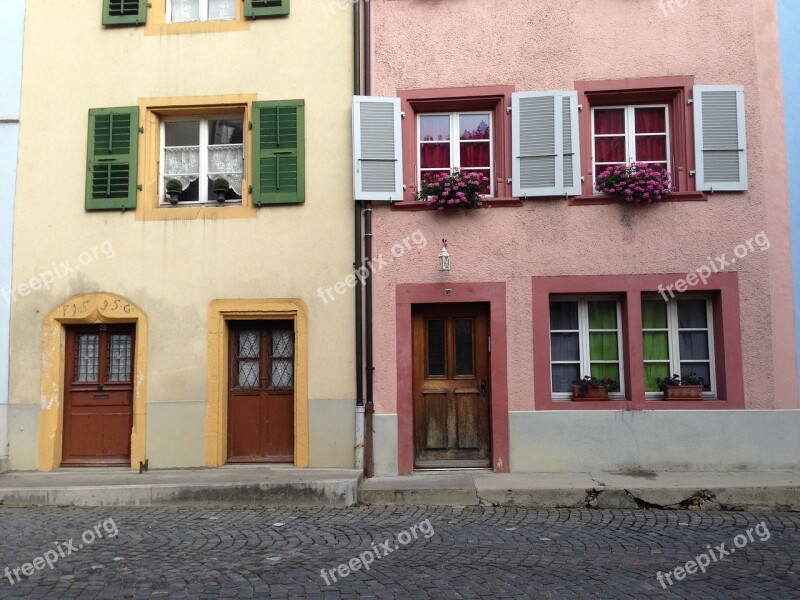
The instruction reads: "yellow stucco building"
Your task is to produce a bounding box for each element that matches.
[8,0,357,471]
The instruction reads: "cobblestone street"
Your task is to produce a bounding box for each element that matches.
[0,507,797,598]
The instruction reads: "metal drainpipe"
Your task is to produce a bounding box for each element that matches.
[364,0,375,479]
[354,0,365,471]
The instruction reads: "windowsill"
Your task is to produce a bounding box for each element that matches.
[390,197,523,211]
[159,202,243,208]
[547,397,729,409]
[569,191,707,206]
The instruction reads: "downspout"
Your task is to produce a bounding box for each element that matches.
[354,0,365,471]
[364,0,375,479]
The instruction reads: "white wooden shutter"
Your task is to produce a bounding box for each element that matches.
[353,96,403,201]
[561,91,582,196]
[513,91,580,197]
[693,85,748,192]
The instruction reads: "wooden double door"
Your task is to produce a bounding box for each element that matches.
[413,304,491,468]
[227,321,295,463]
[62,325,135,466]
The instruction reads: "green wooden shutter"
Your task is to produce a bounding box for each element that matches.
[102,0,147,26]
[252,100,305,206]
[244,0,290,18]
[86,107,140,211]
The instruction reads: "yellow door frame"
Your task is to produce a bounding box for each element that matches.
[205,299,309,467]
[38,292,148,471]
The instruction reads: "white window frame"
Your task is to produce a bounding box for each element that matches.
[591,104,671,193]
[159,114,244,206]
[642,295,717,399]
[166,0,236,23]
[549,296,625,400]
[416,111,495,197]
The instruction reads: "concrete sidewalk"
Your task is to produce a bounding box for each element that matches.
[0,465,362,507]
[1,467,797,510]
[359,470,800,511]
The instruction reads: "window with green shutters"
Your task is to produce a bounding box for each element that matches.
[549,298,624,398]
[252,100,305,205]
[642,297,715,396]
[245,0,289,18]
[102,0,148,26]
[85,107,140,211]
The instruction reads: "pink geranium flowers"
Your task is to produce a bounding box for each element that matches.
[414,170,491,211]
[595,162,672,203]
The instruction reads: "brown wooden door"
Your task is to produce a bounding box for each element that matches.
[227,321,295,463]
[62,325,134,466]
[413,304,491,468]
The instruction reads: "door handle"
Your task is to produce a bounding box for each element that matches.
[480,380,487,398]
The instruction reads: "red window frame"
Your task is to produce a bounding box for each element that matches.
[573,75,706,205]
[531,272,745,410]
[396,86,521,209]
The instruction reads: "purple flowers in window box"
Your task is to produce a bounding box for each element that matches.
[595,162,673,203]
[414,170,491,211]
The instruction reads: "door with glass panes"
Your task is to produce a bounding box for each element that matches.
[227,321,295,462]
[412,304,491,468]
[62,325,135,466]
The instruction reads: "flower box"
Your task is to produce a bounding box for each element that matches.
[595,162,672,204]
[663,385,704,400]
[571,385,610,401]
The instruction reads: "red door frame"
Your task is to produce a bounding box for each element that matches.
[396,282,510,475]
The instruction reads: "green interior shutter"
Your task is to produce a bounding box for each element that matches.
[86,107,139,211]
[252,100,305,206]
[244,0,290,18]
[102,0,147,26]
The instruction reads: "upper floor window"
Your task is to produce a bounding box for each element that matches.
[84,98,305,215]
[642,296,715,396]
[160,115,244,204]
[418,112,493,195]
[167,0,235,23]
[591,105,670,181]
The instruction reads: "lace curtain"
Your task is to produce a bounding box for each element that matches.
[208,144,244,194]
[171,0,235,22]
[164,144,243,194]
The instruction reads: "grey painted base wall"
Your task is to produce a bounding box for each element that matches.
[146,401,206,469]
[0,403,7,472]
[6,398,359,472]
[8,404,38,471]
[369,410,800,476]
[372,414,399,476]
[509,410,800,472]
[308,398,356,468]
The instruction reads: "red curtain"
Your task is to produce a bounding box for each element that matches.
[460,142,490,168]
[420,143,451,169]
[634,107,667,162]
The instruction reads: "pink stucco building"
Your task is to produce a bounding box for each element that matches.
[355,0,799,476]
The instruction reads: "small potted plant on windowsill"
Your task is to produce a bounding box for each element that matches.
[212,177,230,203]
[571,375,619,401]
[657,373,705,400]
[166,178,183,205]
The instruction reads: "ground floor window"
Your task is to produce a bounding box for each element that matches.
[549,298,624,398]
[642,296,715,396]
